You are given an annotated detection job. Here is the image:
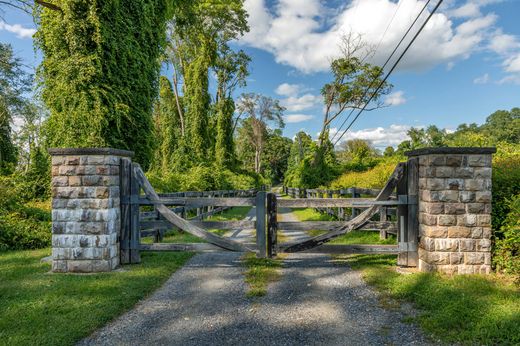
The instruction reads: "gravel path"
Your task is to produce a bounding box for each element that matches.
[79,210,430,346]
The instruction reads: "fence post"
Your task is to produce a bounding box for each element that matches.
[397,162,409,267]
[129,163,141,264]
[266,192,278,258]
[120,158,132,264]
[256,191,267,258]
[379,206,388,239]
[406,157,419,267]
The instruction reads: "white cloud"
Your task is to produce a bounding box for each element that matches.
[503,53,520,73]
[284,114,314,123]
[0,21,35,39]
[473,73,490,84]
[240,0,501,73]
[488,31,520,54]
[385,91,406,106]
[275,83,302,97]
[281,93,321,112]
[330,124,416,147]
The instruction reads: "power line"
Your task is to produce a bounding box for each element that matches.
[333,0,443,146]
[330,0,432,144]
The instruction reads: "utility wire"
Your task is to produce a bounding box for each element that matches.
[333,0,443,146]
[330,0,432,144]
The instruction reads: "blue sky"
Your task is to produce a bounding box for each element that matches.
[1,0,520,148]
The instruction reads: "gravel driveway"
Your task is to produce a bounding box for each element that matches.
[79,250,430,345]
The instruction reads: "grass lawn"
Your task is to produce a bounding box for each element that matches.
[141,206,252,244]
[333,254,520,345]
[242,252,284,297]
[292,207,397,245]
[0,249,194,346]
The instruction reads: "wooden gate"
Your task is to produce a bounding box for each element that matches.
[120,159,419,267]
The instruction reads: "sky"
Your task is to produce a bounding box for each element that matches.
[1,0,520,149]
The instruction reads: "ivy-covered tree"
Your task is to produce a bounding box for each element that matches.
[35,0,172,168]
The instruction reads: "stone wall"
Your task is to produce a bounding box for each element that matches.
[405,147,496,274]
[49,148,134,273]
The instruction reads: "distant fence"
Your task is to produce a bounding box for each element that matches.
[283,186,397,238]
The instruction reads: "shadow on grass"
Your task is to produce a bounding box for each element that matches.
[335,254,520,345]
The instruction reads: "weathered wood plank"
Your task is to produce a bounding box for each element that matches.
[119,158,131,264]
[256,192,267,258]
[266,192,277,258]
[277,221,397,233]
[133,164,252,252]
[397,162,409,267]
[129,163,141,263]
[277,198,402,208]
[138,197,255,207]
[140,220,256,231]
[280,244,398,254]
[282,163,405,253]
[407,157,419,267]
[140,243,258,252]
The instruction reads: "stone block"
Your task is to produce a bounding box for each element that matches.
[52,156,65,166]
[459,191,476,203]
[465,179,486,191]
[419,166,435,178]
[468,155,491,167]
[52,166,59,176]
[477,214,491,227]
[465,252,485,265]
[82,175,103,186]
[66,156,80,165]
[437,265,458,275]
[470,227,483,239]
[458,265,476,274]
[423,202,444,214]
[428,252,450,265]
[420,237,435,251]
[454,167,474,178]
[104,156,120,165]
[92,260,112,272]
[418,259,434,272]
[459,214,477,227]
[102,176,119,186]
[474,167,492,178]
[459,239,476,251]
[420,213,437,226]
[445,155,463,167]
[52,260,67,272]
[52,176,69,187]
[466,203,485,214]
[447,179,463,190]
[438,215,457,226]
[439,190,459,202]
[426,178,445,190]
[67,260,93,273]
[450,252,464,265]
[475,191,491,203]
[430,155,446,166]
[477,239,491,251]
[484,253,491,265]
[435,167,454,178]
[444,203,466,215]
[420,225,448,238]
[418,156,429,166]
[434,239,458,251]
[95,187,109,199]
[69,176,82,187]
[482,227,492,239]
[447,226,472,238]
[59,165,79,176]
[87,155,105,165]
[479,265,491,274]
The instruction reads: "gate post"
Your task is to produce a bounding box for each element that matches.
[120,160,141,264]
[266,193,278,258]
[406,147,496,274]
[49,148,133,272]
[396,162,409,266]
[256,191,267,258]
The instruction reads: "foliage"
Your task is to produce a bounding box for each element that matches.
[259,129,292,184]
[329,157,401,189]
[0,43,31,174]
[336,139,379,166]
[35,0,173,169]
[493,194,520,280]
[0,176,50,250]
[337,254,520,345]
[236,93,285,173]
[492,144,520,232]
[0,249,193,345]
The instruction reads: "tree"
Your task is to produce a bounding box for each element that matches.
[165,0,249,164]
[35,0,172,169]
[261,130,292,183]
[236,93,285,173]
[337,139,378,165]
[481,108,520,143]
[383,146,395,157]
[0,43,30,174]
[319,33,392,147]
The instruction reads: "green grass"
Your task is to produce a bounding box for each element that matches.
[242,253,284,297]
[0,248,194,346]
[141,206,252,244]
[334,254,520,345]
[292,207,397,245]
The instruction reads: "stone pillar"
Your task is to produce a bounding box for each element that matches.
[49,148,134,273]
[405,147,496,275]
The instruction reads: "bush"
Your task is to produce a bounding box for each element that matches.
[492,143,520,232]
[0,177,51,251]
[329,158,401,189]
[493,194,520,280]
